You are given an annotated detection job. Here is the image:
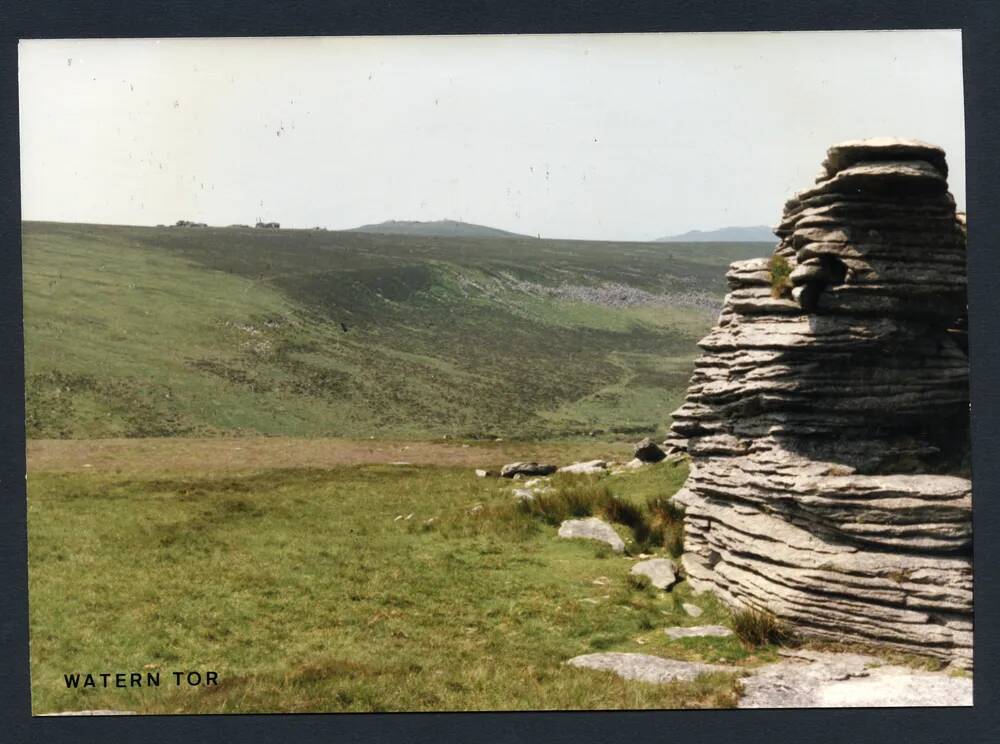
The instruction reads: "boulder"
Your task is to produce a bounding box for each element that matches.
[629,558,678,590]
[500,461,558,478]
[633,438,666,463]
[558,517,625,553]
[558,459,608,475]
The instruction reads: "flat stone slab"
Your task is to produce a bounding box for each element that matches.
[567,653,736,683]
[630,558,678,589]
[558,517,625,553]
[738,650,972,708]
[558,459,608,475]
[665,625,733,639]
[39,710,137,716]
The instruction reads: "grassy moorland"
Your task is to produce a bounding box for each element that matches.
[29,457,790,714]
[22,221,765,440]
[24,222,779,713]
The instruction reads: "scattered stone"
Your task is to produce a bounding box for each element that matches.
[629,558,678,590]
[665,625,733,639]
[558,459,608,475]
[633,438,667,463]
[667,139,971,668]
[558,517,625,553]
[513,488,535,501]
[501,462,558,478]
[567,653,736,683]
[474,469,498,478]
[738,650,972,708]
[523,477,547,488]
[682,603,704,618]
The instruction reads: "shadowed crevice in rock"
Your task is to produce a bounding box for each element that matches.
[666,138,972,668]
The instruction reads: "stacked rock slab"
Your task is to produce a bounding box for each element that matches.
[667,139,971,667]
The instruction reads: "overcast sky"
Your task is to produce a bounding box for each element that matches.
[19,31,964,241]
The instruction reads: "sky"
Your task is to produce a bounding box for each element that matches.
[18,31,965,242]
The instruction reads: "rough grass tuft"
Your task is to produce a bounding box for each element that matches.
[513,474,690,556]
[768,255,793,299]
[626,572,653,592]
[646,495,686,556]
[516,480,613,525]
[731,606,794,648]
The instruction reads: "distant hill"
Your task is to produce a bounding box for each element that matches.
[22,221,764,441]
[657,225,775,243]
[349,219,528,239]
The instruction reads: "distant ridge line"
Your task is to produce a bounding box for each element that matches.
[348,219,529,239]
[657,225,776,243]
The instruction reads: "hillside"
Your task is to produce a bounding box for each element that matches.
[349,219,528,239]
[22,222,765,440]
[657,225,775,242]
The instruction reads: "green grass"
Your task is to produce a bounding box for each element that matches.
[23,222,761,440]
[28,458,768,714]
[768,254,792,298]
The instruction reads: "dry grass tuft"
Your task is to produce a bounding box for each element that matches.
[731,606,795,649]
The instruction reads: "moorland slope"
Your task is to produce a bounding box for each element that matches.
[22,222,763,440]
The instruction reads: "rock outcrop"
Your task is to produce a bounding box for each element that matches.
[666,139,972,667]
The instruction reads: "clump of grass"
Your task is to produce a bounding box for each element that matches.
[646,495,686,556]
[626,572,653,592]
[601,495,651,550]
[516,480,612,525]
[768,255,793,299]
[515,479,688,557]
[731,606,794,649]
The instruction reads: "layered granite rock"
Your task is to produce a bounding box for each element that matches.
[666,139,972,667]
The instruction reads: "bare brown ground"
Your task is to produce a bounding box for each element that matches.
[26,437,633,475]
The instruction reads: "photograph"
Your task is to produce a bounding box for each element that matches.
[18,29,972,714]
